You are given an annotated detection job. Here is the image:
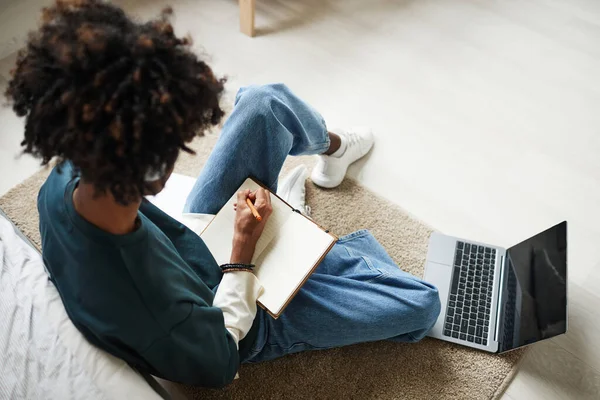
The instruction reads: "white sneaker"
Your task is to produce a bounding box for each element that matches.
[277,165,310,215]
[310,127,374,188]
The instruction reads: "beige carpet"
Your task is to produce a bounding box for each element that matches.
[0,133,524,399]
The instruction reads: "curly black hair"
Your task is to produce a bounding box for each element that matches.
[4,0,225,204]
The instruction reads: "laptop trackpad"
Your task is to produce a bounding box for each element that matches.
[423,260,452,338]
[426,232,458,265]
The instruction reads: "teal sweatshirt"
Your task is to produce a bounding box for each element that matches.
[37,162,258,387]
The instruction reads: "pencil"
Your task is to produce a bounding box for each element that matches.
[246,198,262,221]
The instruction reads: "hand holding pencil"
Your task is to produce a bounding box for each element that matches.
[231,188,273,264]
[245,197,262,221]
[233,189,269,218]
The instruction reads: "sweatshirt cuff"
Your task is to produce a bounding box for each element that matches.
[213,272,263,348]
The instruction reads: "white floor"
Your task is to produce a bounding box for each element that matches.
[1,0,600,398]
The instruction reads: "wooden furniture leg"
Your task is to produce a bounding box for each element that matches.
[239,0,256,37]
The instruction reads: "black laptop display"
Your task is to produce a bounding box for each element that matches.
[497,221,567,352]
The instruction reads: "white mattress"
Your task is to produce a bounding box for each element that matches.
[0,215,162,400]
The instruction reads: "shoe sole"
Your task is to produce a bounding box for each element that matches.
[310,170,344,188]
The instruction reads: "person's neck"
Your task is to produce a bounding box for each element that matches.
[73,180,141,235]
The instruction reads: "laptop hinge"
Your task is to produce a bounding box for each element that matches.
[493,254,505,343]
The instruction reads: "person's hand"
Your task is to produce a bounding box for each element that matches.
[230,188,272,264]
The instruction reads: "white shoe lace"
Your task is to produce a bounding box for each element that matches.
[346,131,359,146]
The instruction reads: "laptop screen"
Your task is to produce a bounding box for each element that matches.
[497,221,567,352]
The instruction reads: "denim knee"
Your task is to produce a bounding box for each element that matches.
[411,284,442,340]
[232,84,292,137]
[235,83,290,111]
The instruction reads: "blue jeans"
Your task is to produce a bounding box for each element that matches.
[185,84,441,363]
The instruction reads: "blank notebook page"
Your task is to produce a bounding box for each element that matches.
[201,178,336,316]
[253,212,335,315]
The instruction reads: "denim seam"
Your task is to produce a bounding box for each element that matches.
[302,140,330,154]
[315,117,331,152]
[343,234,390,282]
[337,229,370,243]
[262,340,329,353]
[361,256,392,283]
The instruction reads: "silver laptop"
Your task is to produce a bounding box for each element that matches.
[423,221,567,353]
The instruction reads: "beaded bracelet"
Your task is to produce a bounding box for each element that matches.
[220,263,255,273]
[222,268,254,274]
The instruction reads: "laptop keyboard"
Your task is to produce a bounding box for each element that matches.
[443,241,496,345]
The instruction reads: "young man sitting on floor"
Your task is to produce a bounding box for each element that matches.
[5,0,440,387]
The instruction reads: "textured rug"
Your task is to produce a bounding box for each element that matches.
[0,133,524,399]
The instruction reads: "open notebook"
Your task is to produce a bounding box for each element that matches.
[200,178,337,318]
